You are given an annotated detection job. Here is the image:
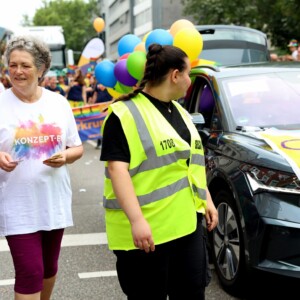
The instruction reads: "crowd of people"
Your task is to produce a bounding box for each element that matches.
[1,62,112,107]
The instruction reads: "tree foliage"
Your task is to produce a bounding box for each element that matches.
[32,0,100,63]
[181,0,300,51]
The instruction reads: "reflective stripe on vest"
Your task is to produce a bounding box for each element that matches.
[103,98,206,209]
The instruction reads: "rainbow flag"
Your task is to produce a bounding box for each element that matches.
[72,102,112,142]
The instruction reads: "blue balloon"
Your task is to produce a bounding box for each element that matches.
[94,60,117,88]
[118,34,141,57]
[145,29,174,50]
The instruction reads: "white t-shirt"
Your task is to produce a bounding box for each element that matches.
[292,49,298,60]
[0,88,82,236]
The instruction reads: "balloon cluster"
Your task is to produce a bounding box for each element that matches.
[94,19,203,98]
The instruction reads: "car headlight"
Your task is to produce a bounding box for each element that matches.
[241,164,300,195]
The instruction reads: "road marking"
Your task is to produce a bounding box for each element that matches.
[0,232,107,252]
[0,279,14,286]
[78,270,117,279]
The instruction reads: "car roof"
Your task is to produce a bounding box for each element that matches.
[190,62,300,79]
[195,24,267,36]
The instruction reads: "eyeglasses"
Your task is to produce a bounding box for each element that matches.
[9,39,34,48]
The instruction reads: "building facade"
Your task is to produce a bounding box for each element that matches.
[99,0,194,60]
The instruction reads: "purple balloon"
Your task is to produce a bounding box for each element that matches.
[114,59,138,86]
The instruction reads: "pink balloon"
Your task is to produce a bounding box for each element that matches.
[114,59,138,86]
[119,53,130,60]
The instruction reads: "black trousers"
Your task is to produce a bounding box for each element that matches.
[113,213,210,300]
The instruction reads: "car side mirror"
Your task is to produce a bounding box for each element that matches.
[191,113,210,145]
[191,113,205,130]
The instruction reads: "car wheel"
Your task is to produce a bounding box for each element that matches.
[209,190,246,297]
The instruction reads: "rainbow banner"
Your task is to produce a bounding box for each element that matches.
[72,102,112,142]
[253,129,300,179]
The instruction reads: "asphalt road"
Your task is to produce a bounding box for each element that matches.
[0,141,244,299]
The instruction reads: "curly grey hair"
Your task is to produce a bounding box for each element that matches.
[4,35,52,84]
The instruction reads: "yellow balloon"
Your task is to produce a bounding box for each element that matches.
[169,19,195,37]
[107,87,122,99]
[93,17,105,33]
[142,31,151,42]
[173,28,203,62]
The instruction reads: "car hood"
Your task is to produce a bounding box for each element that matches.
[218,131,294,173]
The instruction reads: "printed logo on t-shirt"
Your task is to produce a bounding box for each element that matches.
[13,114,63,160]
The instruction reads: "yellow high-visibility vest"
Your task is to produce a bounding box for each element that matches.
[102,93,207,250]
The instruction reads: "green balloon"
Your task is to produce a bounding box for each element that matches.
[114,81,133,94]
[126,51,146,80]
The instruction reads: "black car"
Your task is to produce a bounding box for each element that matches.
[183,62,300,296]
[196,24,270,65]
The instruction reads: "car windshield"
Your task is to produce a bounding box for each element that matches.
[221,71,300,129]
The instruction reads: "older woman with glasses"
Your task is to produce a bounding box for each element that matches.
[0,35,83,300]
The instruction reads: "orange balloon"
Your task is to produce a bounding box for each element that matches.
[134,42,146,53]
[93,17,105,33]
[169,19,195,37]
[191,59,199,68]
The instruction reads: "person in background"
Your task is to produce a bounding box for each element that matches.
[297,45,300,61]
[1,73,12,89]
[0,35,83,300]
[40,75,50,87]
[287,39,298,61]
[86,74,97,104]
[270,53,279,61]
[100,44,218,300]
[92,83,113,104]
[57,74,70,95]
[92,82,113,149]
[45,75,66,96]
[67,68,87,107]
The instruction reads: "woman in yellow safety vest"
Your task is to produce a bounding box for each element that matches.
[100,43,218,300]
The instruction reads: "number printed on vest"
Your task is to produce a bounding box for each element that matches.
[160,139,176,150]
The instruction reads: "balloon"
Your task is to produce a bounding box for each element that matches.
[93,17,105,33]
[107,87,122,99]
[114,81,133,94]
[192,58,218,68]
[118,34,141,57]
[134,42,146,53]
[127,51,146,80]
[169,19,195,37]
[119,53,130,60]
[114,59,138,86]
[191,59,199,68]
[145,29,173,50]
[142,31,151,42]
[173,28,203,61]
[94,60,117,88]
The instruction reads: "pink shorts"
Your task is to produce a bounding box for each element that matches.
[6,229,64,294]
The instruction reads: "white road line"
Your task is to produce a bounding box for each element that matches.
[61,232,107,247]
[78,270,117,279]
[0,232,107,252]
[0,279,14,286]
